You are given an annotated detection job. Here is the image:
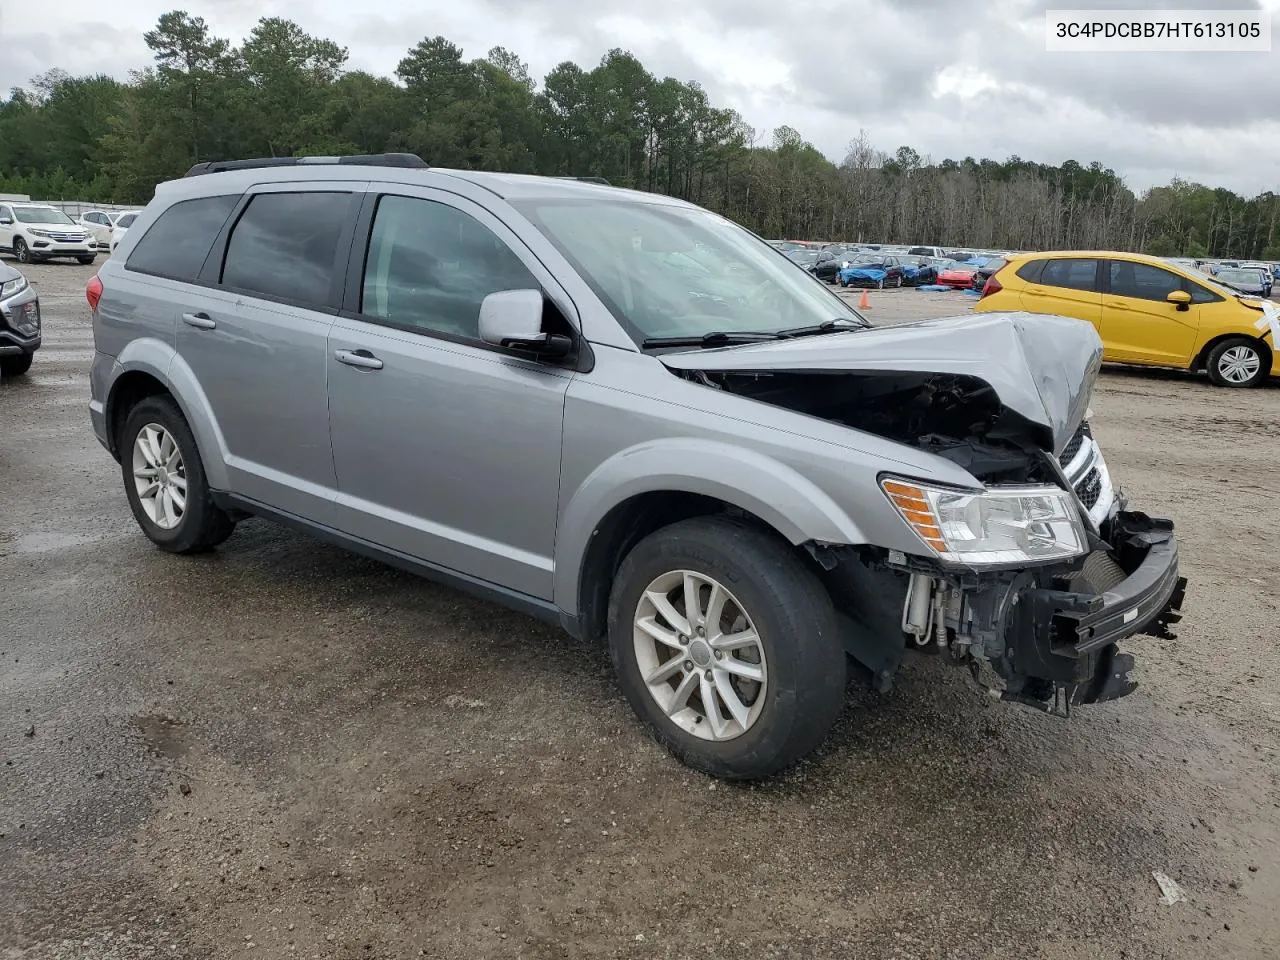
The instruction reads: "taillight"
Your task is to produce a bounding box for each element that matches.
[86,274,103,312]
[980,275,1003,298]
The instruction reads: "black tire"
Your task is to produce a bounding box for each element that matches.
[0,352,34,377]
[607,516,847,780]
[77,255,97,265]
[895,274,903,288]
[119,394,236,553]
[13,238,31,264]
[1206,337,1269,388]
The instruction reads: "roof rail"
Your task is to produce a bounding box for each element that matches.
[557,176,611,186]
[183,153,428,177]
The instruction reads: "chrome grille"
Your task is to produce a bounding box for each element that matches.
[40,231,89,242]
[1075,467,1102,509]
[1058,421,1091,466]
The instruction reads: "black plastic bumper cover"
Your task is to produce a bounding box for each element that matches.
[1007,512,1187,706]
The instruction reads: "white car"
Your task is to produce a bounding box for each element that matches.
[108,211,142,255]
[77,210,119,247]
[0,203,97,264]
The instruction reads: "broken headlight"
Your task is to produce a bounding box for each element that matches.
[882,478,1086,565]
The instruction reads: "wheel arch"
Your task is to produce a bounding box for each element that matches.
[555,440,868,640]
[104,343,230,489]
[1192,331,1273,372]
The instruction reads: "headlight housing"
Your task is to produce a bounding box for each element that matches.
[28,228,51,238]
[882,477,1086,565]
[0,275,29,299]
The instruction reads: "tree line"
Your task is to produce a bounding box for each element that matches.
[2,10,1277,260]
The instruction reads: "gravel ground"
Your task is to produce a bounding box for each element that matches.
[2,260,1278,960]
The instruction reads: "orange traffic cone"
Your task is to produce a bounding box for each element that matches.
[858,289,871,310]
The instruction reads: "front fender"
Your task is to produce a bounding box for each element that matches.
[108,338,231,491]
[553,438,868,614]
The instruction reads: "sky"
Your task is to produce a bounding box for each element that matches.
[3,0,1279,195]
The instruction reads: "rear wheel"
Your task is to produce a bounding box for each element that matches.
[607,516,847,780]
[1206,337,1268,387]
[120,395,236,552]
[0,352,34,377]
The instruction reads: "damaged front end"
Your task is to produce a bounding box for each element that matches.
[876,510,1185,714]
[663,311,1188,715]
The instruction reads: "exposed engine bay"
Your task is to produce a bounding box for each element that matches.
[675,368,1062,483]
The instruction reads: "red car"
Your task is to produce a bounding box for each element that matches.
[936,262,978,288]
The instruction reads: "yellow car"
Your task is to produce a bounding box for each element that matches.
[973,251,1279,387]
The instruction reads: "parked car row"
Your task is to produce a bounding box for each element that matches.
[0,204,142,266]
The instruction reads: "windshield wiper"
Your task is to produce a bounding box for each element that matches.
[641,330,784,349]
[777,318,870,338]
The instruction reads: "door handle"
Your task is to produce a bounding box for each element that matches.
[181,312,216,330]
[1106,301,1130,310]
[334,348,384,371]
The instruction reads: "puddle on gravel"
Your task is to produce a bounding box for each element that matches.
[134,711,191,760]
[2,530,99,553]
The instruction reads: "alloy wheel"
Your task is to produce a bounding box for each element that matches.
[632,569,768,741]
[131,423,187,530]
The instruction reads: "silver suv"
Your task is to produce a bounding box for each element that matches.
[87,154,1187,779]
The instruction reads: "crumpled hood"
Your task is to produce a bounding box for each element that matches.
[661,311,1104,453]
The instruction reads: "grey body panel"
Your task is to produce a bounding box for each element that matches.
[327,317,569,599]
[551,347,986,612]
[175,289,338,522]
[660,312,1103,455]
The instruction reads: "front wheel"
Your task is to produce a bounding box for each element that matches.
[607,516,847,780]
[0,352,34,377]
[13,238,32,264]
[77,255,97,265]
[1206,337,1268,387]
[120,395,236,552]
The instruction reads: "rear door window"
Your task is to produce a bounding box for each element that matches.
[1039,258,1100,292]
[125,195,239,282]
[220,192,350,308]
[1107,261,1183,301]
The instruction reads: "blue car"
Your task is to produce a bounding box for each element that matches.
[838,254,905,287]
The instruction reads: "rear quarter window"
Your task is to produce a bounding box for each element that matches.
[125,196,239,282]
[1015,259,1045,283]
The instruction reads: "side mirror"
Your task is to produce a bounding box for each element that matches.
[1166,289,1192,311]
[479,289,571,359]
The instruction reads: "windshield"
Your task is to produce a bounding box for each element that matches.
[512,198,869,344]
[14,206,75,225]
[1215,268,1260,285]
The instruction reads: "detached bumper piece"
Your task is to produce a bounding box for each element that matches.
[1002,512,1187,715]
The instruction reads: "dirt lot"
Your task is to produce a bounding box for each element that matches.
[2,261,1278,960]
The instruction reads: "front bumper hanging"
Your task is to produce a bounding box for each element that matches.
[1002,512,1187,711]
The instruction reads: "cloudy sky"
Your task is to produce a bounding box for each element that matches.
[3,0,1279,194]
